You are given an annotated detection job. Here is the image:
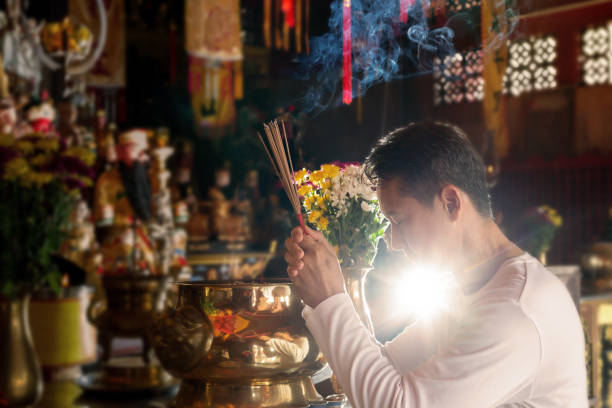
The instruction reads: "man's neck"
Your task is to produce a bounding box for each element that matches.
[455,219,524,295]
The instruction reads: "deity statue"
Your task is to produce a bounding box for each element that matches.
[94,129,156,275]
[204,165,250,243]
[0,94,16,135]
[57,98,87,147]
[25,93,56,135]
[0,58,31,138]
[57,199,102,285]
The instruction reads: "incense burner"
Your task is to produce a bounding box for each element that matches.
[83,275,177,392]
[88,275,169,363]
[152,280,325,407]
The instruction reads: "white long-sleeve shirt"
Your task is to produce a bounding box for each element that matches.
[303,253,588,407]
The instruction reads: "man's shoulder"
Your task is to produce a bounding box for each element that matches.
[470,254,532,305]
[474,253,566,304]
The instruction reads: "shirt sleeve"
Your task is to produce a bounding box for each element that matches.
[304,293,541,408]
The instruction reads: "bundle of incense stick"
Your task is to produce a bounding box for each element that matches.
[257,120,308,232]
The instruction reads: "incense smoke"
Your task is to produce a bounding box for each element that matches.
[300,0,518,114]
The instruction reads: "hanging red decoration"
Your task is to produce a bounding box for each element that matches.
[342,0,352,105]
[281,0,296,28]
[264,0,308,53]
[400,0,414,23]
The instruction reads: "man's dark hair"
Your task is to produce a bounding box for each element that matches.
[364,121,492,218]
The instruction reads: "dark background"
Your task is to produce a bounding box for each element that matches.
[22,0,612,265]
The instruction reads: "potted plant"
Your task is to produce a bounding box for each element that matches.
[517,204,563,265]
[0,133,94,405]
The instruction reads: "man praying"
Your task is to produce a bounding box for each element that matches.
[284,122,587,408]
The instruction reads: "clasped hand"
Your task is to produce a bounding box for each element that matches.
[284,225,345,308]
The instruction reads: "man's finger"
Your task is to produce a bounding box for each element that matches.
[302,224,336,253]
[284,252,303,267]
[291,226,304,242]
[299,234,320,252]
[284,239,304,259]
[302,224,323,241]
[287,266,299,277]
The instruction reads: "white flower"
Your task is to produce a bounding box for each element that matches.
[361,201,373,212]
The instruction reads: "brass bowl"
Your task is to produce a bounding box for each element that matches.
[152,280,325,407]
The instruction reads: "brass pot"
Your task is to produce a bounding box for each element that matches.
[88,275,169,363]
[0,294,44,406]
[152,280,325,408]
[582,242,612,290]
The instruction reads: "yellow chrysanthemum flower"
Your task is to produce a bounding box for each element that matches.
[75,175,93,187]
[16,140,34,154]
[551,214,562,228]
[21,171,54,187]
[0,133,15,147]
[304,195,316,210]
[309,170,325,183]
[3,157,29,181]
[63,146,95,166]
[321,164,340,179]
[35,138,59,152]
[317,216,329,231]
[308,210,321,223]
[30,154,52,166]
[294,169,309,184]
[320,179,331,190]
[316,196,327,210]
[297,184,312,197]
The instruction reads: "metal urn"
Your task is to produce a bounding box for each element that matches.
[152,280,326,407]
[83,275,176,392]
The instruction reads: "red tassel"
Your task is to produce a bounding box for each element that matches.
[342,0,352,105]
[282,0,296,28]
[400,0,416,23]
[297,213,310,235]
[400,0,408,23]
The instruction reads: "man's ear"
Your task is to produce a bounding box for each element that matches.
[439,184,461,221]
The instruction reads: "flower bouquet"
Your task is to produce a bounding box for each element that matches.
[0,134,95,297]
[294,162,388,267]
[295,162,388,358]
[518,205,563,263]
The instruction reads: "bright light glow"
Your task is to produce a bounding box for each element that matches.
[392,265,456,321]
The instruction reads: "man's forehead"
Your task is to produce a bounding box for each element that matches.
[378,178,423,213]
[377,179,403,213]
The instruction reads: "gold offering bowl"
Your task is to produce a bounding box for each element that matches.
[152,280,325,408]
